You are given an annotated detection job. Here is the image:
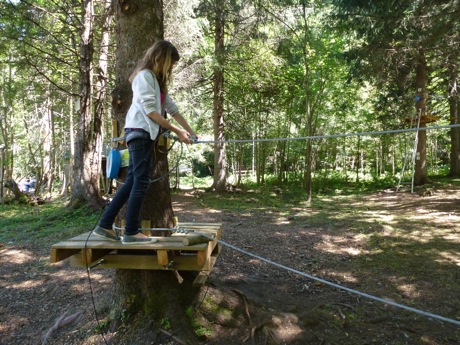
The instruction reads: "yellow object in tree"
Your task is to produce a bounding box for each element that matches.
[119,149,130,167]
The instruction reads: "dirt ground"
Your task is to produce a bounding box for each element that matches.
[1,187,459,344]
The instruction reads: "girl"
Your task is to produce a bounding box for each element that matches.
[93,40,197,244]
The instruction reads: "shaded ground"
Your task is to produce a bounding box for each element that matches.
[1,185,459,344]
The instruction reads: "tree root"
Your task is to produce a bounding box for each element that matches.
[232,289,252,324]
[244,322,278,345]
[42,310,83,345]
[232,289,280,344]
[159,329,187,345]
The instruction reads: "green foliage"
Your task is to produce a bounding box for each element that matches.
[192,150,214,177]
[120,309,130,323]
[94,319,110,334]
[0,0,457,201]
[0,199,100,246]
[185,305,212,339]
[160,317,171,329]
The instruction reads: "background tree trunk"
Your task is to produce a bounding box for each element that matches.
[69,0,105,209]
[212,0,227,192]
[413,49,428,186]
[448,55,459,177]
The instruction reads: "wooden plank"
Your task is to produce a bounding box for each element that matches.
[157,250,170,266]
[193,271,210,287]
[70,253,217,271]
[51,233,209,251]
[214,242,222,256]
[50,248,80,263]
[179,222,222,228]
[82,248,113,266]
[197,240,215,269]
[141,220,150,236]
[155,236,185,242]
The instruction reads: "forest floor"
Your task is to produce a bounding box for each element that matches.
[1,183,460,345]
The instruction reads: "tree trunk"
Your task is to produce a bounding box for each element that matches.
[69,0,105,209]
[413,49,428,186]
[448,55,459,177]
[43,95,55,194]
[301,2,312,203]
[111,270,199,338]
[110,0,197,328]
[212,0,227,192]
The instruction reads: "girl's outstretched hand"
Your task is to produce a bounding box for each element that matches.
[176,128,192,144]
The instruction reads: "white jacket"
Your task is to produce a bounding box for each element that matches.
[124,69,179,141]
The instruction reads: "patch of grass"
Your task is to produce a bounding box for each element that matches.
[176,175,213,189]
[160,317,171,329]
[185,306,213,339]
[0,198,100,247]
[94,319,110,334]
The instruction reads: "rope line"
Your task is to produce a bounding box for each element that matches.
[84,208,110,345]
[172,228,460,327]
[193,123,460,144]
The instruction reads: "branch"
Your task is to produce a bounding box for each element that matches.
[24,55,79,97]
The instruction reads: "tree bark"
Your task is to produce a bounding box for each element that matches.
[448,54,459,177]
[212,0,227,192]
[69,0,105,209]
[413,49,428,186]
[111,0,174,229]
[301,2,312,203]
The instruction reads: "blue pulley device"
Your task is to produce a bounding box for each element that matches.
[106,149,121,179]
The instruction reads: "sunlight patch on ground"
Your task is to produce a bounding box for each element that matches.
[272,314,305,342]
[436,251,460,266]
[322,270,358,283]
[275,231,290,237]
[409,228,458,243]
[224,272,248,280]
[441,233,460,242]
[0,315,29,337]
[395,282,421,299]
[388,230,436,243]
[363,211,395,223]
[0,249,34,264]
[8,280,43,289]
[316,234,370,256]
[276,219,291,225]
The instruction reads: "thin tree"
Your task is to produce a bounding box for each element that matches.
[212,0,228,191]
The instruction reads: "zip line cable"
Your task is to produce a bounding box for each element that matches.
[178,229,460,327]
[191,123,460,145]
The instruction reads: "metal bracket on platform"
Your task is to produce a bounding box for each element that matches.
[173,270,184,284]
[88,259,105,270]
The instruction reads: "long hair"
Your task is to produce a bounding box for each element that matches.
[129,40,180,93]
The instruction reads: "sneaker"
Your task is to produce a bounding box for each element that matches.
[93,225,121,241]
[122,233,158,245]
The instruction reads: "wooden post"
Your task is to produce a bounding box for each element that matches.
[141,219,150,236]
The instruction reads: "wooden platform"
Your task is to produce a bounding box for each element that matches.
[403,114,440,125]
[50,222,222,286]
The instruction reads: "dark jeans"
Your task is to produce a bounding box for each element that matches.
[99,136,153,235]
